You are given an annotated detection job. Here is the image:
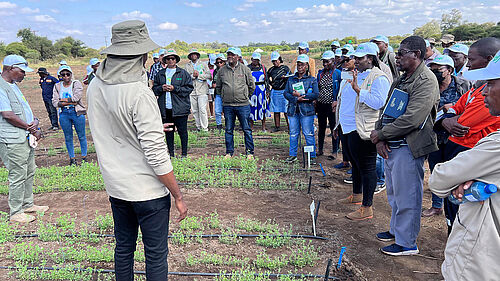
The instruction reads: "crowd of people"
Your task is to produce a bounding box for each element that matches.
[0,19,499,280]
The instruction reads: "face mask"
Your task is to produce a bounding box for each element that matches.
[432,69,446,83]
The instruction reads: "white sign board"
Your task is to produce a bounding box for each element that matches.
[304,145,314,153]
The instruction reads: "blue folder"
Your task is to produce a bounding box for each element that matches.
[383,88,409,119]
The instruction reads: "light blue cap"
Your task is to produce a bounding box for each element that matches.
[227,47,242,57]
[251,52,261,60]
[343,50,355,57]
[297,54,309,63]
[216,53,226,60]
[388,46,394,52]
[353,43,378,57]
[86,65,93,75]
[89,58,100,66]
[298,41,309,50]
[236,47,243,57]
[425,40,430,48]
[209,53,217,64]
[371,35,389,44]
[57,65,73,75]
[341,44,354,52]
[322,50,335,60]
[331,41,340,47]
[152,53,159,59]
[464,50,500,81]
[3,55,34,72]
[335,48,343,57]
[159,48,167,55]
[59,60,67,65]
[448,43,469,56]
[270,51,280,61]
[367,42,380,54]
[430,54,455,70]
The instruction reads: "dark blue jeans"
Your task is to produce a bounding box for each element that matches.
[59,108,87,158]
[109,195,171,281]
[223,105,254,155]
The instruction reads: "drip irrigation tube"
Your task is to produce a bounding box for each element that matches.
[14,233,329,240]
[0,266,339,279]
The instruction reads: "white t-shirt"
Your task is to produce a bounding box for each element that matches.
[60,83,74,110]
[165,68,176,110]
[0,82,34,125]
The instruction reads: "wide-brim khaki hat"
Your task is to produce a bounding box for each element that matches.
[163,49,181,63]
[100,20,160,56]
[439,34,455,44]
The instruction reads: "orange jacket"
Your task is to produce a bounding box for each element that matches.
[448,83,500,148]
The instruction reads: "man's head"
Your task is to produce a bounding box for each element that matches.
[427,38,436,49]
[395,36,426,73]
[330,41,340,52]
[188,48,200,63]
[447,43,469,72]
[429,55,454,84]
[298,42,309,55]
[226,47,240,66]
[2,55,33,83]
[467,37,500,71]
[464,50,500,115]
[341,44,354,56]
[152,52,159,64]
[37,67,48,78]
[424,40,434,60]
[440,34,455,49]
[371,35,389,56]
[90,58,100,72]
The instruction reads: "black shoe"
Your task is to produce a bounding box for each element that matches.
[271,127,280,132]
[343,176,352,184]
[376,231,395,242]
[285,156,297,163]
[69,159,77,166]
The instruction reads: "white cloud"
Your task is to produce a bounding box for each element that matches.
[229,17,249,27]
[261,20,271,26]
[50,9,60,14]
[184,2,202,8]
[113,10,152,20]
[0,2,16,9]
[158,22,179,30]
[20,7,39,14]
[63,29,83,35]
[236,3,253,11]
[33,14,56,23]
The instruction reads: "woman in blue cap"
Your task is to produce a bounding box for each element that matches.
[267,51,290,132]
[248,51,270,131]
[284,54,319,163]
[52,65,87,165]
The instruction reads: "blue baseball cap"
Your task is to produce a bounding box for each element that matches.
[298,41,309,50]
[209,53,217,64]
[3,55,33,72]
[152,53,159,59]
[227,47,241,57]
[159,48,167,55]
[341,44,354,52]
[425,40,430,48]
[270,51,280,61]
[331,41,340,47]
[371,35,389,44]
[236,47,243,57]
[86,65,93,75]
[57,65,73,75]
[430,55,455,70]
[216,53,226,61]
[367,42,380,54]
[322,50,335,60]
[447,43,469,56]
[251,52,261,60]
[89,58,100,66]
[297,54,309,63]
[353,43,377,57]
[335,48,343,57]
[464,50,500,81]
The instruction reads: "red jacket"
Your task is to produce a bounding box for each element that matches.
[448,83,500,148]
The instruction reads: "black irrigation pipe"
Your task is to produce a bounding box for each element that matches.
[215,167,324,173]
[14,233,330,241]
[0,266,338,279]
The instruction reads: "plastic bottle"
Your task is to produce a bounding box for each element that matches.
[448,181,498,205]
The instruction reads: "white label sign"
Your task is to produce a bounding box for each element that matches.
[304,145,314,153]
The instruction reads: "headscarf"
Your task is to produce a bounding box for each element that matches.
[95,54,146,85]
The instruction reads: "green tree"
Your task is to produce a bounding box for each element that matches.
[450,23,492,41]
[16,28,56,60]
[54,36,86,58]
[413,20,441,40]
[5,42,30,56]
[441,9,462,33]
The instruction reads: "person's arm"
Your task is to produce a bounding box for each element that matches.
[215,70,222,95]
[152,70,164,96]
[358,75,391,110]
[304,78,319,100]
[132,91,187,222]
[332,69,341,101]
[199,64,212,81]
[52,84,60,108]
[246,68,255,98]
[68,81,84,102]
[172,70,194,97]
[283,79,295,102]
[455,94,499,134]
[309,58,316,77]
[447,87,470,115]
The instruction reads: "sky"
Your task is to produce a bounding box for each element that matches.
[0,0,499,49]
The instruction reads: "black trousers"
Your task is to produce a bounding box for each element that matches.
[316,102,337,153]
[164,109,188,157]
[338,126,350,162]
[343,131,377,206]
[110,195,171,281]
[44,100,58,128]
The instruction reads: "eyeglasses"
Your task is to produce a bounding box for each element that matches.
[396,49,417,57]
[60,72,71,77]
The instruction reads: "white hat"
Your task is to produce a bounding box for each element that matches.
[89,58,100,66]
[371,35,389,44]
[321,50,335,60]
[57,65,73,75]
[430,55,455,70]
[447,43,469,56]
[251,52,261,60]
[353,43,377,57]
[297,54,309,63]
[334,49,343,57]
[463,50,500,81]
[3,55,33,72]
[270,51,280,61]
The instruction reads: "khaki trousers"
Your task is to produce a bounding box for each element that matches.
[190,94,209,131]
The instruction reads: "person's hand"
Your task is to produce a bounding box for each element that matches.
[443,103,453,112]
[166,85,174,92]
[27,120,38,133]
[163,123,175,132]
[297,96,309,102]
[173,197,188,223]
[34,130,42,141]
[349,70,360,94]
[452,180,474,202]
[442,116,469,137]
[292,90,301,97]
[376,141,391,159]
[162,84,169,91]
[331,101,338,112]
[370,130,380,144]
[193,70,199,78]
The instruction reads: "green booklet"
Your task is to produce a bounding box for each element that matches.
[292,82,305,95]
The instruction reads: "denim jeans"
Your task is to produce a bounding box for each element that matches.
[59,108,87,159]
[223,105,254,155]
[288,114,316,158]
[376,154,385,184]
[214,95,223,126]
[109,195,171,281]
[44,100,58,128]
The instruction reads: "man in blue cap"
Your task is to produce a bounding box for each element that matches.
[330,41,341,52]
[292,42,316,76]
[371,35,399,81]
[0,55,46,223]
[83,58,100,85]
[37,67,59,130]
[149,48,166,82]
[447,43,469,77]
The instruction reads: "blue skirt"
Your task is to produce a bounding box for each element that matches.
[269,89,288,113]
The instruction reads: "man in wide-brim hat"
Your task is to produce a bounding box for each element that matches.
[185,47,211,131]
[86,20,188,281]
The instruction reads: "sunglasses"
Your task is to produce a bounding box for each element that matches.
[165,57,176,61]
[396,49,417,57]
[60,72,72,77]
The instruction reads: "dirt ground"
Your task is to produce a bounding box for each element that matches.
[0,58,449,280]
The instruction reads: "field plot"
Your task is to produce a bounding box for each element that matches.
[0,62,449,280]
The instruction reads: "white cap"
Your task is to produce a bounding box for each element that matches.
[321,50,335,60]
[270,51,280,61]
[353,43,377,57]
[463,50,500,81]
[251,52,261,60]
[447,43,469,56]
[3,55,33,72]
[297,54,309,63]
[430,55,455,70]
[57,65,73,75]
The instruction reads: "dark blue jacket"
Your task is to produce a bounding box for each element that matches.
[316,68,341,102]
[152,67,194,118]
[39,75,59,102]
[284,74,319,117]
